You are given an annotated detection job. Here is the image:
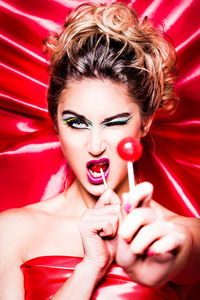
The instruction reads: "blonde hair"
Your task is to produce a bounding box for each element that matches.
[44,2,178,125]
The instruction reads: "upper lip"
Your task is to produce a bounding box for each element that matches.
[86,158,110,168]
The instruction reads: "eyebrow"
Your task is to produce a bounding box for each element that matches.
[102,113,131,123]
[62,110,131,123]
[62,110,87,120]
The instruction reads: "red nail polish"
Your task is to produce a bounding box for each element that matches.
[147,249,154,256]
[123,202,131,213]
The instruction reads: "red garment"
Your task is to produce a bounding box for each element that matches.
[21,256,179,300]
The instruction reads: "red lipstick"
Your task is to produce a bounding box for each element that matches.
[86,158,109,184]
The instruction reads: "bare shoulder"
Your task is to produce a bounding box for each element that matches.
[0,207,38,298]
[0,195,60,242]
[0,205,37,231]
[0,206,33,222]
[0,191,64,229]
[0,193,69,256]
[0,206,38,255]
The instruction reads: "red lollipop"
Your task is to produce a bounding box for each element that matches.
[117,137,143,162]
[117,137,143,193]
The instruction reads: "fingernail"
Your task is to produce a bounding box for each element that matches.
[123,202,131,213]
[122,193,131,213]
[147,249,154,256]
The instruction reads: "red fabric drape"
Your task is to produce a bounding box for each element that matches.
[21,256,179,300]
[0,0,200,297]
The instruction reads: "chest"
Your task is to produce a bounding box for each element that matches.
[24,216,83,261]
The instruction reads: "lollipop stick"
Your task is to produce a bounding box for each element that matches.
[127,161,135,193]
[100,168,108,190]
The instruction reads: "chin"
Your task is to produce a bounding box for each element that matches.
[76,178,106,197]
[87,184,106,197]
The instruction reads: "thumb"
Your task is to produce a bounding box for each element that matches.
[95,189,121,208]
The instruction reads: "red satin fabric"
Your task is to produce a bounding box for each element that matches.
[21,256,179,300]
[1,0,200,298]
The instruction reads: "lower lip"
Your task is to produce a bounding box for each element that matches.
[87,166,109,184]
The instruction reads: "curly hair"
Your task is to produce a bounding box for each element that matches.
[44,2,178,126]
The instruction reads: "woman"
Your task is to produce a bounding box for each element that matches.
[0,2,199,299]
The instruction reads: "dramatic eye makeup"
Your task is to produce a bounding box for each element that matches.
[61,110,132,129]
[101,113,132,128]
[62,110,92,129]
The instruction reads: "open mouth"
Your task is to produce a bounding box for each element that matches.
[86,158,109,184]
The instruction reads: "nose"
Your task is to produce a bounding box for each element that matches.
[87,128,106,157]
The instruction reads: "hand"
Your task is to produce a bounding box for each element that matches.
[115,182,186,287]
[79,189,121,278]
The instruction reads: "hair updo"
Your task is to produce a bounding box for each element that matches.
[44,2,178,126]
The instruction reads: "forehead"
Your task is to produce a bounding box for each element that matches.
[58,79,139,118]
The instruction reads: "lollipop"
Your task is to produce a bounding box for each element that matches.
[100,168,108,190]
[117,137,143,193]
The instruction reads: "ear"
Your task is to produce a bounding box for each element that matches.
[141,116,154,137]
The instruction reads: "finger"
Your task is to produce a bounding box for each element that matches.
[149,232,186,255]
[130,221,174,254]
[122,182,153,213]
[95,189,121,208]
[118,207,158,241]
[99,215,119,238]
[81,211,119,237]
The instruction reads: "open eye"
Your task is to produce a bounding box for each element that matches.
[62,117,90,129]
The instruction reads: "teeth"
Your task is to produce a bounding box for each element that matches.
[89,170,102,178]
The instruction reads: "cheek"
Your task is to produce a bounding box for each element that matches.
[106,132,128,167]
[126,121,143,138]
[59,133,81,163]
[106,123,142,149]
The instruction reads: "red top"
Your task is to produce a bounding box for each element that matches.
[21,256,179,300]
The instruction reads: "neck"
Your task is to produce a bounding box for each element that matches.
[78,181,99,209]
[64,179,98,211]
[63,170,138,213]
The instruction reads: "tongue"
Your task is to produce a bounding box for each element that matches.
[90,163,107,173]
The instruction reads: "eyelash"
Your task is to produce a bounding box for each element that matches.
[102,120,130,127]
[62,117,90,129]
[62,116,132,129]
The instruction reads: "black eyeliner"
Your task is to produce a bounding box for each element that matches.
[62,110,92,126]
[102,114,133,127]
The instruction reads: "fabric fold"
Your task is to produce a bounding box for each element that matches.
[21,256,179,300]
